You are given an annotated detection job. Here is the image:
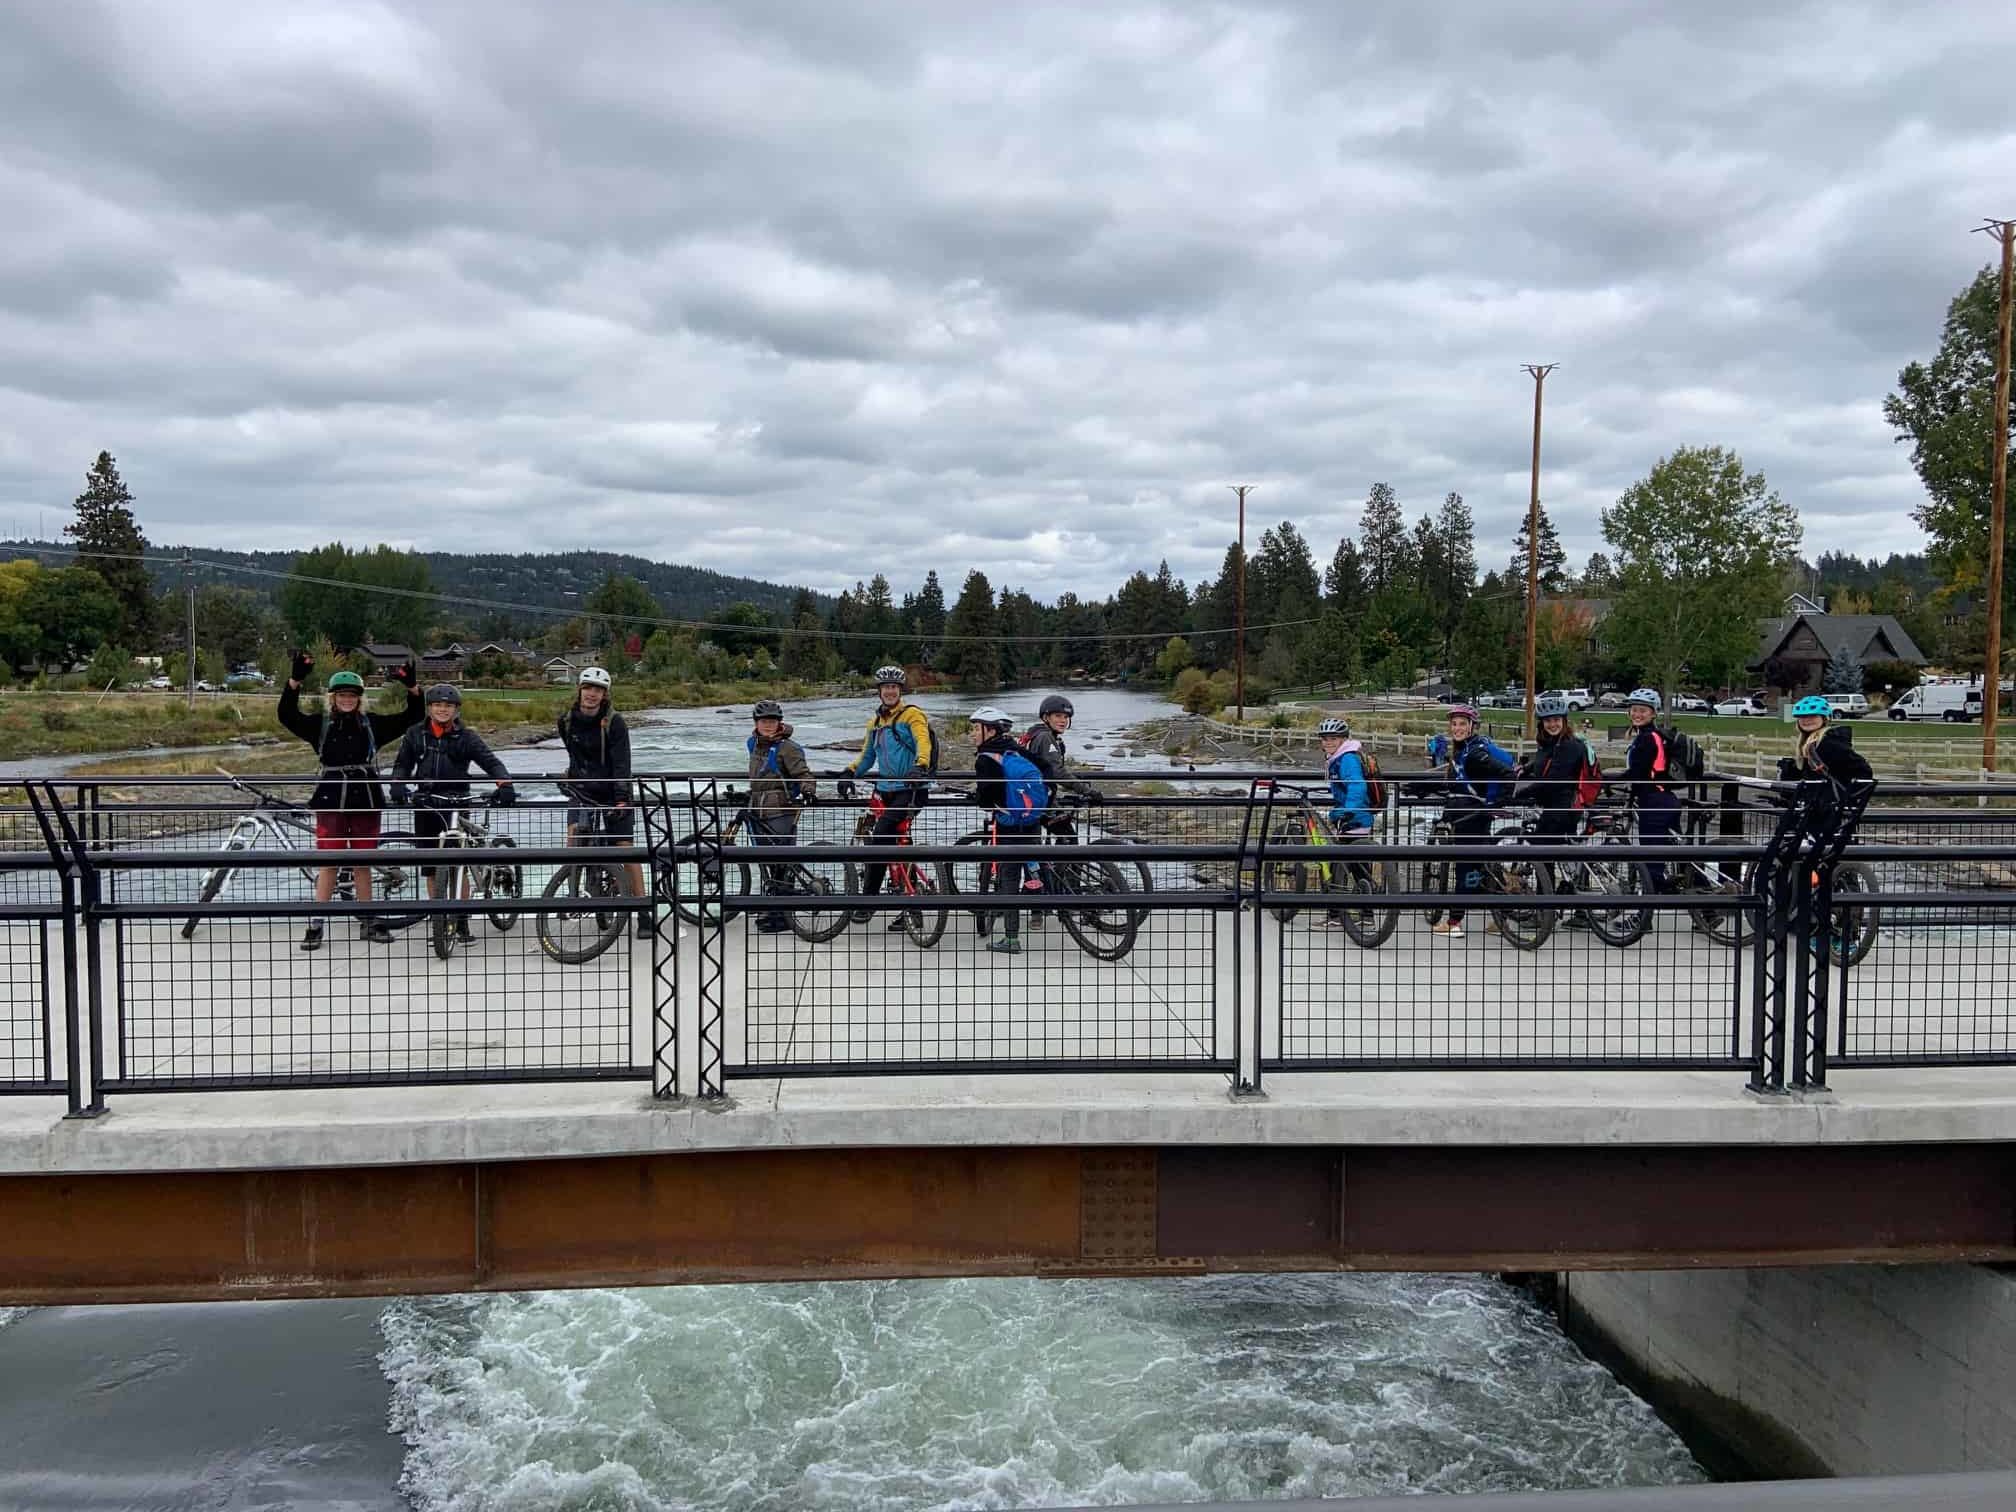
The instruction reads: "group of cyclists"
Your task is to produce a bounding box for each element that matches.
[1312,687,1872,940]
[275,647,1875,954]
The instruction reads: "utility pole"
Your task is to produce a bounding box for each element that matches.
[1230,484,1255,721]
[183,552,197,711]
[1981,220,2015,775]
[1521,364,1556,741]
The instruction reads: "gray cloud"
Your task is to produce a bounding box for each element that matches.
[1,0,2012,598]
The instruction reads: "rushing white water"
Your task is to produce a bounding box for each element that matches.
[380,1275,1703,1511]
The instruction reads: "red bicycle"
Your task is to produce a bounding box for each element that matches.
[848,790,951,947]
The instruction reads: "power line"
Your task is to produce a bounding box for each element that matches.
[12,543,1321,647]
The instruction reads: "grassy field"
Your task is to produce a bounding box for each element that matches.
[0,677,841,765]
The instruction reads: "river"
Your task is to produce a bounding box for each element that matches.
[0,687,1707,1510]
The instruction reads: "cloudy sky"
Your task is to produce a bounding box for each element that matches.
[2,1,2011,599]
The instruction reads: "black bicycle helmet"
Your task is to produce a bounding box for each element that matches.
[1039,694,1074,718]
[752,699,784,720]
[424,683,462,705]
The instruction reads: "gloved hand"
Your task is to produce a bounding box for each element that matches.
[491,785,518,806]
[389,784,413,806]
[289,649,314,684]
[1080,788,1104,806]
[835,777,857,801]
[1776,757,1799,782]
[391,663,419,690]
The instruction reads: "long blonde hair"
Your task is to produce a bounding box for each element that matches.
[1794,723,1826,769]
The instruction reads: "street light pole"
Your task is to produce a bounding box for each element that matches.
[1521,365,1556,742]
[1980,220,2015,775]
[1230,484,1255,721]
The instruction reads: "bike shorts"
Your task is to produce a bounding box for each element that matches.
[569,804,634,838]
[412,807,460,845]
[314,810,381,850]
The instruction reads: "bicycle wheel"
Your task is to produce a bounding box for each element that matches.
[482,834,522,931]
[1578,853,1653,948]
[783,839,853,944]
[182,847,241,939]
[1826,861,1879,967]
[1422,855,1452,928]
[947,831,995,930]
[1262,826,1311,922]
[1690,861,1755,945]
[1328,857,1397,949]
[1052,857,1138,937]
[537,862,629,964]
[1057,859,1140,961]
[430,849,462,961]
[899,859,952,948]
[1488,851,1555,951]
[670,832,751,925]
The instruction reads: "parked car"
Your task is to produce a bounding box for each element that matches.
[1825,693,1870,719]
[145,675,172,690]
[1714,696,1768,718]
[1538,687,1594,711]
[224,672,268,690]
[1595,691,1630,709]
[1672,694,1711,714]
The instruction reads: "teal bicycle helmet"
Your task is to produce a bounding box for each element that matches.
[1791,694,1832,718]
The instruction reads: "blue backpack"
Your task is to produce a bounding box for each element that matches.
[998,747,1049,824]
[1460,737,1514,805]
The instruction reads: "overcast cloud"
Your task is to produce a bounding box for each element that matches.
[2,0,2012,598]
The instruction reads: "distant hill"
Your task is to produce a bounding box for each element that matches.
[0,542,822,631]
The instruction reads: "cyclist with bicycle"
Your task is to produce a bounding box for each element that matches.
[1316,716,1375,931]
[1780,695,1874,789]
[558,665,651,936]
[747,698,815,935]
[389,683,516,942]
[1516,695,1600,924]
[1423,703,1515,938]
[968,705,1048,954]
[835,664,934,928]
[278,650,424,951]
[1022,695,1099,831]
[1622,689,1682,890]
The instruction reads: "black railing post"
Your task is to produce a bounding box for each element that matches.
[691,779,729,1100]
[639,776,682,1100]
[1791,779,1875,1092]
[1747,789,1811,1095]
[1236,778,1275,1097]
[27,784,102,1118]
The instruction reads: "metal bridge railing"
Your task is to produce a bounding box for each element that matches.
[0,770,2009,1113]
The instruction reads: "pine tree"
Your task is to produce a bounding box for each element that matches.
[942,570,1000,691]
[1510,502,1569,594]
[1823,641,1865,695]
[1581,551,1615,593]
[1358,483,1409,592]
[1323,538,1366,617]
[66,451,154,648]
[779,588,835,678]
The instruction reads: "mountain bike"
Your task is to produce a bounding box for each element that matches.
[1258,786,1395,949]
[668,789,851,942]
[537,792,637,965]
[842,788,951,948]
[390,792,522,962]
[1550,804,1654,949]
[180,768,412,939]
[948,805,1140,961]
[1418,804,1555,950]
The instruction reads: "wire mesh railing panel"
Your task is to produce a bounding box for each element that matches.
[0,920,55,1092]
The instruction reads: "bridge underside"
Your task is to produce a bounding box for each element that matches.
[6,1143,2014,1304]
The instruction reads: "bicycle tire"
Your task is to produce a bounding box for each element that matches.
[1423,856,1451,928]
[1052,857,1138,937]
[900,860,952,948]
[370,828,417,904]
[670,831,751,925]
[1058,860,1139,961]
[784,839,853,944]
[1690,861,1755,945]
[1329,857,1398,949]
[483,834,522,931]
[1579,853,1654,948]
[1263,826,1310,923]
[432,871,460,961]
[537,862,629,964]
[1488,850,1555,951]
[182,851,238,939]
[1826,861,1880,968]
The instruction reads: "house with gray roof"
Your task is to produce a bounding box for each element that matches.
[1750,612,1926,693]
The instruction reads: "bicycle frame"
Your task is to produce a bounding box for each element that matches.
[857,792,928,897]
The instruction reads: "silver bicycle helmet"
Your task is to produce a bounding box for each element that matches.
[1627,687,1662,711]
[1315,717,1350,737]
[968,705,1014,730]
[1534,695,1569,719]
[872,664,907,688]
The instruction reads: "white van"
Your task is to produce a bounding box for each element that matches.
[1824,693,1870,719]
[1886,682,1980,722]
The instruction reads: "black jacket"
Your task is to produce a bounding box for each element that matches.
[1517,730,1593,810]
[1021,723,1092,798]
[277,682,423,811]
[558,703,633,806]
[1780,727,1875,787]
[970,732,1037,824]
[391,719,511,800]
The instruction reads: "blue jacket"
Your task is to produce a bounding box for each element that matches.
[1428,732,1515,805]
[1325,743,1374,833]
[846,703,934,792]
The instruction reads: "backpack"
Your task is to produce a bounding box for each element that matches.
[1331,747,1385,813]
[1655,723,1707,784]
[1574,736,1603,809]
[997,747,1049,822]
[1465,736,1514,805]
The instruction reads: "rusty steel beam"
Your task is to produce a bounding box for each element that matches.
[3,1145,2013,1305]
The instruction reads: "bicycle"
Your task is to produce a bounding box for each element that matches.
[536,788,639,965]
[1549,803,1655,949]
[838,787,951,948]
[668,789,851,943]
[1418,803,1555,950]
[388,792,522,962]
[948,801,1141,962]
[180,768,413,939]
[1259,786,1395,949]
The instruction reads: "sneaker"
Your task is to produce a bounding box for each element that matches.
[975,918,992,938]
[1430,920,1465,938]
[360,921,393,944]
[635,914,657,940]
[455,919,475,942]
[986,936,1023,955]
[1564,914,1592,931]
[299,922,325,953]
[754,916,790,934]
[884,915,909,933]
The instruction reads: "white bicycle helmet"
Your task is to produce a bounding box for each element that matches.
[872,664,907,688]
[578,666,612,689]
[968,705,1014,730]
[1316,717,1350,737]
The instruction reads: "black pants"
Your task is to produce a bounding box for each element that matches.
[1531,805,1580,893]
[1636,790,1682,890]
[746,808,799,894]
[987,820,1043,939]
[860,784,925,896]
[1444,802,1493,922]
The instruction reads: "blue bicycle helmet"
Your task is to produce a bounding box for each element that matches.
[1534,695,1570,719]
[1791,694,1832,718]
[1627,687,1662,711]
